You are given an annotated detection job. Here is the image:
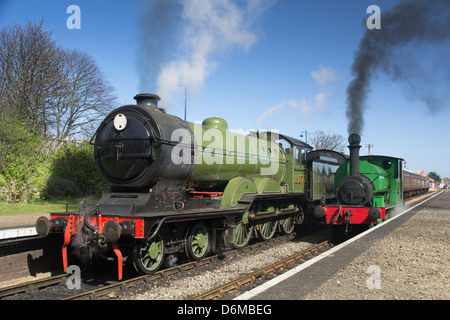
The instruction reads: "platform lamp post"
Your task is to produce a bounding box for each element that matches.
[183,84,187,121]
[178,80,187,121]
[366,143,374,155]
[300,130,308,144]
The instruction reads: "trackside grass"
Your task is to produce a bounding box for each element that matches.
[0,197,99,216]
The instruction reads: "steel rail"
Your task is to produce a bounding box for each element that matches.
[0,273,68,299]
[61,233,297,300]
[191,240,332,300]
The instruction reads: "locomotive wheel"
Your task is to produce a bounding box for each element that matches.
[279,214,295,234]
[232,213,253,248]
[257,217,277,240]
[132,234,165,275]
[185,222,210,260]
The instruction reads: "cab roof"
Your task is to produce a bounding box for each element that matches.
[278,133,313,149]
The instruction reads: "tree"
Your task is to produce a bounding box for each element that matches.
[0,19,116,201]
[428,171,441,184]
[49,49,115,141]
[0,19,116,140]
[309,131,346,152]
[0,19,61,133]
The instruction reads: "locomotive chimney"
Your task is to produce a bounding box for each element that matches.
[348,133,361,175]
[134,93,161,109]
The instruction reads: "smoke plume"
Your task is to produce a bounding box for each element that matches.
[346,0,450,135]
[136,0,182,93]
[136,0,273,108]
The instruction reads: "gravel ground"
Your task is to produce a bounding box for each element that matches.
[0,213,50,229]
[303,200,449,300]
[120,229,330,300]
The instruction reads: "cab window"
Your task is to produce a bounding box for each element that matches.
[295,147,301,166]
[277,138,291,155]
[295,147,307,167]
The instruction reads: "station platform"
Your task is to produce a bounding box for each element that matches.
[236,190,449,300]
[0,213,50,240]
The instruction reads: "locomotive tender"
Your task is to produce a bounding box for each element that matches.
[36,93,429,279]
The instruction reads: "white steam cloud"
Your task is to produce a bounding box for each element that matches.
[137,0,274,108]
[256,66,340,124]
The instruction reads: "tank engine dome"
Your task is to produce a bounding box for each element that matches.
[93,94,195,192]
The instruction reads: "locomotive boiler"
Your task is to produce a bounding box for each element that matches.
[95,93,286,192]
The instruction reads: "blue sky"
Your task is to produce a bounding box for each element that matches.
[1,0,449,178]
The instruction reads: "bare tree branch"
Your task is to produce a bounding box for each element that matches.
[309,130,346,153]
[0,19,63,133]
[0,19,117,140]
[49,49,116,141]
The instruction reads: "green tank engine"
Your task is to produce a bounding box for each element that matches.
[320,134,404,231]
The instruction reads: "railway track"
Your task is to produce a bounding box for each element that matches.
[0,273,68,299]
[64,233,299,300]
[1,233,300,300]
[191,240,332,300]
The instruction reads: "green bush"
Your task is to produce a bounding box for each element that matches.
[45,176,78,197]
[0,115,49,202]
[0,113,106,201]
[47,142,105,197]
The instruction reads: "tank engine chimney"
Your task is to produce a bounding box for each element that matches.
[348,133,361,175]
[134,93,161,109]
